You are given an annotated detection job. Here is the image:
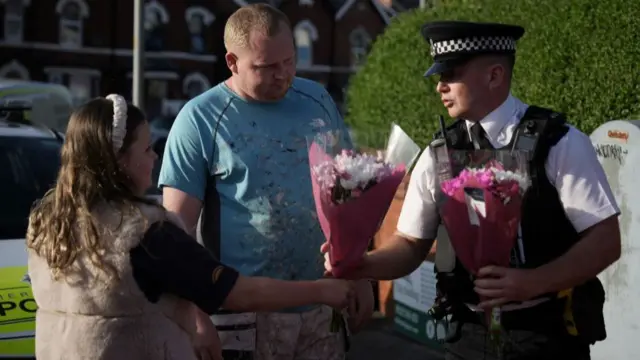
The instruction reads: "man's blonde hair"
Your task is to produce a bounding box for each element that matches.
[224,3,291,50]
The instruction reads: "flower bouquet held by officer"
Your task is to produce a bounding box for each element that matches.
[321,21,621,360]
[25,95,355,360]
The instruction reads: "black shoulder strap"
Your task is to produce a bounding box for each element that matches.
[518,105,569,161]
[432,119,470,149]
[514,105,570,186]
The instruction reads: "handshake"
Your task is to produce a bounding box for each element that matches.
[316,241,375,333]
[316,241,369,309]
[315,277,357,310]
[320,241,368,279]
[315,243,359,311]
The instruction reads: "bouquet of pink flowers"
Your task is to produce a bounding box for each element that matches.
[308,125,420,331]
[437,154,530,352]
[309,148,407,278]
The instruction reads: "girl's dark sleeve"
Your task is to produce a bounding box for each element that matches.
[130,221,239,314]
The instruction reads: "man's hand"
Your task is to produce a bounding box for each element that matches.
[321,242,373,331]
[473,266,545,309]
[320,241,368,279]
[193,310,223,360]
[347,280,375,333]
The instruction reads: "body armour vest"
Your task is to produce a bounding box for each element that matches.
[432,106,606,344]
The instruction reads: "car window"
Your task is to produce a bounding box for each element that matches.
[0,136,61,240]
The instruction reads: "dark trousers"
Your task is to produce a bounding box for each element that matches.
[444,323,590,360]
[222,350,253,360]
[444,300,593,360]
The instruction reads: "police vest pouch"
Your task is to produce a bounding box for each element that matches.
[560,279,607,344]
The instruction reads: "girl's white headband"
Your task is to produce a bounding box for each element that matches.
[106,94,127,152]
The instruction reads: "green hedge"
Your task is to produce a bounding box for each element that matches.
[346,0,640,149]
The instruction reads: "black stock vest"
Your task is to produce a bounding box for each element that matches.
[432,106,606,344]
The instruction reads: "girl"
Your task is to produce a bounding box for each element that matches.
[26,94,353,360]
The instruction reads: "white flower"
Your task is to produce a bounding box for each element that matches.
[312,162,337,191]
[334,152,392,190]
[340,177,360,190]
[489,167,530,190]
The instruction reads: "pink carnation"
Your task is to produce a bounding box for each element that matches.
[440,166,526,200]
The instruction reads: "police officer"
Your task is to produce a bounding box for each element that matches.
[322,21,622,360]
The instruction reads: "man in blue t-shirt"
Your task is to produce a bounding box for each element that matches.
[159,4,374,360]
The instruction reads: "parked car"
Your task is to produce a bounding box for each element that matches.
[0,105,63,359]
[0,78,74,134]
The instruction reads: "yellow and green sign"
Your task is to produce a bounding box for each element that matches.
[0,266,36,357]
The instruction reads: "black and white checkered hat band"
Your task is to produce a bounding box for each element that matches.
[430,36,516,56]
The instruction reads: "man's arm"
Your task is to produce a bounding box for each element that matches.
[533,215,620,294]
[163,188,202,238]
[358,233,434,280]
[158,101,212,234]
[532,127,621,293]
[353,147,440,280]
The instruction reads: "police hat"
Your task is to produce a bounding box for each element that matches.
[421,21,525,77]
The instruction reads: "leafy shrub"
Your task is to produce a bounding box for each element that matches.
[346,0,640,149]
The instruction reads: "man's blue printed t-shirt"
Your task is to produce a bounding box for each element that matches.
[158,77,350,303]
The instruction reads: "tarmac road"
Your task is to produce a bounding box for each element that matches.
[347,318,444,360]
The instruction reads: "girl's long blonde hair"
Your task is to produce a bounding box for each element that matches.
[26,97,161,280]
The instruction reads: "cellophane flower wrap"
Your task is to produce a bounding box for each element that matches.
[436,149,530,352]
[307,125,420,331]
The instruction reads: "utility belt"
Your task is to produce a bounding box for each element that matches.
[465,297,550,313]
[431,273,606,345]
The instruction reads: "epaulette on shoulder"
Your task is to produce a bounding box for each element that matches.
[522,105,567,126]
[519,105,570,153]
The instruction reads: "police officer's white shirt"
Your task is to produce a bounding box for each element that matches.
[397,94,620,240]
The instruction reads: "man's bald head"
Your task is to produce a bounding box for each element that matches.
[224,4,291,51]
[223,4,295,102]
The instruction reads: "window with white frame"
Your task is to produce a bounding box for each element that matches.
[55,0,89,48]
[0,59,29,80]
[183,72,211,99]
[44,67,100,106]
[349,27,372,66]
[293,20,318,67]
[145,0,170,51]
[185,6,215,54]
[2,0,29,43]
[68,73,92,105]
[126,71,177,125]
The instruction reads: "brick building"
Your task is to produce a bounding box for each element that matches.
[0,0,395,122]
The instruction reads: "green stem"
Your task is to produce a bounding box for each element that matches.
[489,307,504,356]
